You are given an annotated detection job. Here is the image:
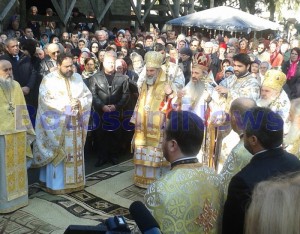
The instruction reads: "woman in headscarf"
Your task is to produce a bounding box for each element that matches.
[282,47,300,99]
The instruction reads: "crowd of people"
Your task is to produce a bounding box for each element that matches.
[1,5,300,234]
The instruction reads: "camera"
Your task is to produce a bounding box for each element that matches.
[64,215,131,234]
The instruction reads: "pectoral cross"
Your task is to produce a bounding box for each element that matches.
[8,102,15,116]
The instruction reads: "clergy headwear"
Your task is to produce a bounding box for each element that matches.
[144,51,164,69]
[262,70,287,92]
[192,52,211,71]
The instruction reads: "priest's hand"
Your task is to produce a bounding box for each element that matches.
[203,91,212,102]
[108,105,116,112]
[102,105,111,112]
[71,99,80,110]
[22,86,30,95]
[164,84,173,95]
[177,89,185,98]
[215,85,228,95]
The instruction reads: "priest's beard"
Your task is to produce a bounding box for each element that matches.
[186,80,205,100]
[146,71,158,86]
[0,76,14,91]
[285,120,300,144]
[257,96,276,107]
[59,69,73,78]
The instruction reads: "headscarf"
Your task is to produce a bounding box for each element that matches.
[115,58,127,74]
[287,48,300,80]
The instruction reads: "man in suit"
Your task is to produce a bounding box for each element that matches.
[222,106,300,234]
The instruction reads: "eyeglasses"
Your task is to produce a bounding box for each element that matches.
[86,63,95,66]
[121,40,127,43]
[51,51,60,55]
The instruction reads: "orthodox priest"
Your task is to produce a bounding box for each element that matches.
[32,53,92,194]
[131,51,174,188]
[172,52,224,165]
[0,59,35,213]
[257,70,290,125]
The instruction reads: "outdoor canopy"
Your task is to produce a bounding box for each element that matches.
[166,6,281,33]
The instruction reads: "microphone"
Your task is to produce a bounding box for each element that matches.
[129,201,162,234]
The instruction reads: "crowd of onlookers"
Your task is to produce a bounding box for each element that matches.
[1,6,299,102]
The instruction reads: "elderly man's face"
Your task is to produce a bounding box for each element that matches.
[259,64,268,75]
[191,66,204,82]
[6,40,20,56]
[103,56,116,74]
[146,67,157,78]
[204,46,213,55]
[97,33,106,41]
[0,61,13,80]
[48,45,60,60]
[260,86,278,100]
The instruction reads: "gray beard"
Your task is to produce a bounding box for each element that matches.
[257,98,274,107]
[146,76,157,86]
[0,76,14,91]
[186,80,205,100]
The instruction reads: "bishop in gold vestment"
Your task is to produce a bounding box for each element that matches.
[131,51,173,188]
[0,60,35,213]
[32,55,92,194]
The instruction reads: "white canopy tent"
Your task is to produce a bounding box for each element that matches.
[166,6,281,33]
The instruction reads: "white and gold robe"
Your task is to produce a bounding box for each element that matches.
[286,137,300,159]
[172,81,225,166]
[219,138,253,198]
[145,163,223,234]
[131,70,171,188]
[32,71,92,194]
[219,73,260,112]
[257,90,291,133]
[0,81,35,213]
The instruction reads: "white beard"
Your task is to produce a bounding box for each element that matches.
[257,97,274,107]
[285,120,300,145]
[146,75,157,86]
[184,80,205,101]
[0,76,14,91]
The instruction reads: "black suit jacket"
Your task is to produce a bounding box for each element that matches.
[222,148,300,234]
